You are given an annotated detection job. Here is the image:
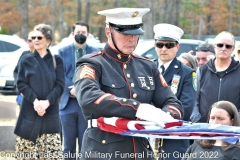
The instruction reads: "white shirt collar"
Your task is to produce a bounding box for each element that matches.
[158,59,173,72]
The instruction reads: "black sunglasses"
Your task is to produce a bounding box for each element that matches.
[155,42,177,49]
[27,39,32,42]
[32,36,43,40]
[216,43,233,49]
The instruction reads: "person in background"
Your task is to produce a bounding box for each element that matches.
[74,8,183,160]
[178,52,197,70]
[191,31,240,123]
[14,31,35,83]
[13,31,35,107]
[233,44,240,61]
[58,21,98,159]
[183,101,240,160]
[154,23,196,160]
[14,24,65,159]
[195,42,215,67]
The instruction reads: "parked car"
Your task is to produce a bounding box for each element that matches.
[0,34,29,94]
[134,39,205,60]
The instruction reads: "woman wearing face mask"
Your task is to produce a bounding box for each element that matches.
[182,101,240,160]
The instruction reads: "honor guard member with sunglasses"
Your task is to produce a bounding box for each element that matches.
[191,31,240,123]
[74,8,183,160]
[153,23,196,160]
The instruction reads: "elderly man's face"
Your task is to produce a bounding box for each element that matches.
[155,40,180,64]
[106,27,139,55]
[214,33,235,60]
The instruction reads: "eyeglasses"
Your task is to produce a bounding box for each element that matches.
[32,36,43,40]
[216,43,233,49]
[27,39,32,42]
[155,42,177,49]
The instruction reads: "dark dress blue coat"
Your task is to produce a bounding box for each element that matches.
[14,50,65,142]
[74,44,183,160]
[155,57,196,160]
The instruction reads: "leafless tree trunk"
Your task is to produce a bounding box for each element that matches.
[18,0,28,39]
[85,0,91,24]
[77,0,82,21]
[205,1,214,35]
[97,1,108,42]
[141,0,154,39]
[59,0,65,41]
[197,15,204,40]
[197,0,206,40]
[50,0,56,45]
[114,0,120,7]
[163,0,172,23]
[163,0,181,25]
[156,0,165,23]
[173,0,181,26]
[228,0,235,32]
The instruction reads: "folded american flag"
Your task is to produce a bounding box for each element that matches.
[97,117,240,144]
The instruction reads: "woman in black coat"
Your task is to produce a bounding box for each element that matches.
[14,24,65,159]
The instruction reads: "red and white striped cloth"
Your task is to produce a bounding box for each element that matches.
[95,117,240,144]
[97,117,183,134]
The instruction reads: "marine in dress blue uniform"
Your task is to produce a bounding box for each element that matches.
[74,8,184,160]
[153,24,196,160]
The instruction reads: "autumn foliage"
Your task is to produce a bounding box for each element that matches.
[1,0,240,42]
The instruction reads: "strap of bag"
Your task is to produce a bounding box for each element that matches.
[52,55,56,70]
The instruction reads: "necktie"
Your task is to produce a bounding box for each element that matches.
[78,48,83,59]
[160,65,165,74]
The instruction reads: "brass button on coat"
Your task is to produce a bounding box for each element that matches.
[127,74,130,78]
[112,84,115,87]
[123,99,127,102]
[102,140,106,144]
[124,64,127,69]
[133,93,137,98]
[133,102,137,105]
[117,54,121,59]
[131,83,135,87]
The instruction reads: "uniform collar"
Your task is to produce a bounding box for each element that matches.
[104,43,132,63]
[158,59,173,71]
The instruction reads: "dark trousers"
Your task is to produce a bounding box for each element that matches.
[159,139,190,160]
[60,98,87,160]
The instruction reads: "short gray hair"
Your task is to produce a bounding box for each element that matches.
[214,31,235,45]
[34,23,53,42]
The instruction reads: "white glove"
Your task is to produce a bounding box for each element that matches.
[136,103,176,127]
